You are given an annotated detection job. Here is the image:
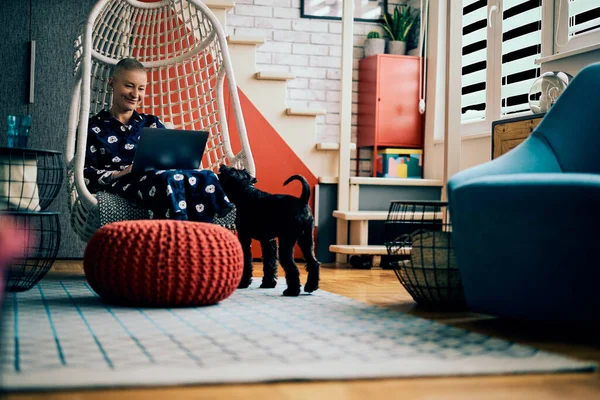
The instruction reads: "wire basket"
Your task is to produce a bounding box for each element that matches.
[0,212,61,292]
[0,147,64,212]
[384,201,466,310]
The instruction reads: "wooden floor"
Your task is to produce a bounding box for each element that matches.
[5,260,600,400]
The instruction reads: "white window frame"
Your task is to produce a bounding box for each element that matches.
[549,0,600,56]
[460,2,502,137]
[452,0,600,141]
[460,1,545,137]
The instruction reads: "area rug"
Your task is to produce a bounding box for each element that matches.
[0,277,595,391]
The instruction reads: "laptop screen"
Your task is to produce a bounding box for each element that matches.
[131,128,209,173]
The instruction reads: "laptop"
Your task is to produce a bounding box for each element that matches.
[131,128,209,173]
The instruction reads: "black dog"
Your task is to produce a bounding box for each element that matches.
[218,165,320,296]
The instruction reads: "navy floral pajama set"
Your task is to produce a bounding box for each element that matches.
[84,110,232,222]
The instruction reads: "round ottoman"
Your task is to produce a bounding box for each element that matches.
[84,220,243,307]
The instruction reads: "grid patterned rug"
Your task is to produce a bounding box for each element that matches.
[1,277,595,391]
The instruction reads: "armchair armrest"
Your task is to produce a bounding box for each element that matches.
[447,133,562,193]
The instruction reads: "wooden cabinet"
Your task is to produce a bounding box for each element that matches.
[357,55,423,176]
[491,113,545,159]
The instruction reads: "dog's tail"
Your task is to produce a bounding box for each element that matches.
[283,175,310,204]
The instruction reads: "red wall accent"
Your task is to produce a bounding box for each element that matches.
[224,84,318,259]
[137,0,318,259]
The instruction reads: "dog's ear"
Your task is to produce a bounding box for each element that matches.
[243,169,257,184]
[219,164,228,172]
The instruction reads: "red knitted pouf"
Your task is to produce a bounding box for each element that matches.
[83,220,243,307]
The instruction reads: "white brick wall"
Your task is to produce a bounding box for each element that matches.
[226,1,419,177]
[234,4,273,17]
[226,1,404,144]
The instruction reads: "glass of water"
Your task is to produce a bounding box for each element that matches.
[7,115,32,148]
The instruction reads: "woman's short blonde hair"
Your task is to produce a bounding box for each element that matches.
[111,58,146,78]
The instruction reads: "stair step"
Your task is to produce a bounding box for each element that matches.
[286,108,327,117]
[350,177,443,187]
[203,0,235,9]
[333,210,440,221]
[329,244,409,256]
[227,35,265,45]
[333,210,388,220]
[316,142,356,150]
[329,245,387,255]
[255,71,296,81]
[318,177,443,186]
[318,176,339,184]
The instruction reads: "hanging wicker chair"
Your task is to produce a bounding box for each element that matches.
[65,0,254,242]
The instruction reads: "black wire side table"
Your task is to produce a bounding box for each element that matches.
[384,200,466,310]
[0,212,61,292]
[0,147,64,292]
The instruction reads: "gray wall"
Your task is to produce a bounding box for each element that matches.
[1,0,96,258]
[0,2,30,127]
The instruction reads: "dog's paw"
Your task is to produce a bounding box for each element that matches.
[283,286,301,297]
[238,277,252,289]
[259,280,277,289]
[303,280,319,293]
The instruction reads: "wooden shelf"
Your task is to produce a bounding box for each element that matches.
[329,244,410,256]
[333,210,388,220]
[329,245,387,255]
[226,36,265,45]
[350,177,443,187]
[286,108,327,117]
[255,71,296,81]
[333,210,439,221]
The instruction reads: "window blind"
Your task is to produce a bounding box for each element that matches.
[500,0,542,117]
[461,0,488,123]
[568,0,600,37]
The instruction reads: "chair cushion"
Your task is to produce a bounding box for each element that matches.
[83,220,243,307]
[97,191,150,226]
[96,190,237,230]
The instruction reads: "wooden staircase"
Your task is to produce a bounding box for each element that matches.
[205,0,343,179]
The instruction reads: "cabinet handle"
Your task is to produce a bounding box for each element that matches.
[29,40,36,104]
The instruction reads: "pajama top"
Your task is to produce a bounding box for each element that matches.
[84,110,232,222]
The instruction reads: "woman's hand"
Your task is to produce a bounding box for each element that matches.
[112,165,133,180]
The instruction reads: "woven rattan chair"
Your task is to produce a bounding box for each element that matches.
[65,0,254,242]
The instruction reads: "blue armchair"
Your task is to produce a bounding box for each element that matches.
[447,63,600,323]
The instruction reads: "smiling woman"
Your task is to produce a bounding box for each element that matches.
[83,58,233,224]
[64,0,255,244]
[109,63,147,123]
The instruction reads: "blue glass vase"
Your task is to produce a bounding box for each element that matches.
[7,115,32,148]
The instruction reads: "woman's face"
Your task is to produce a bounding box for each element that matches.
[109,69,148,113]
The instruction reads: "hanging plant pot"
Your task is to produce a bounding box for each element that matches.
[365,38,386,57]
[388,41,407,55]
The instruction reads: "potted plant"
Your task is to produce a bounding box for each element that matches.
[382,4,418,55]
[364,31,386,57]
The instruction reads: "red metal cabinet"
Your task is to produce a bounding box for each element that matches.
[357,55,424,176]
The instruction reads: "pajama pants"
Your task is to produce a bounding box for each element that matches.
[106,169,232,222]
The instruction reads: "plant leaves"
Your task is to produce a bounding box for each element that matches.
[381,4,417,42]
